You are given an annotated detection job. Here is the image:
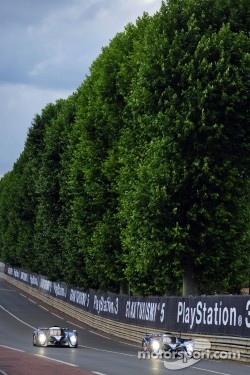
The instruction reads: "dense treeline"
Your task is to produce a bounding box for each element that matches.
[0,0,249,296]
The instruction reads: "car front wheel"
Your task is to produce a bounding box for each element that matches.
[33,336,37,346]
[142,341,149,352]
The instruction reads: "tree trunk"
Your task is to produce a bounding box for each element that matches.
[120,280,130,295]
[182,260,198,296]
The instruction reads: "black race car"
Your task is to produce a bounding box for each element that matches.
[142,332,193,356]
[33,325,78,347]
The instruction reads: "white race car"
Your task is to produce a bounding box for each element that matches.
[33,325,78,347]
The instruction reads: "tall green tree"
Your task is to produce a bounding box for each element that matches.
[32,100,71,280]
[0,110,45,270]
[0,0,248,296]
[117,0,250,295]
[0,171,19,265]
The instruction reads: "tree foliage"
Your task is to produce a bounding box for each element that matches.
[0,0,249,295]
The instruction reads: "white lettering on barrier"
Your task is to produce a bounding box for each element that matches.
[14,269,20,278]
[93,295,118,315]
[177,301,239,329]
[20,271,29,283]
[125,301,160,322]
[30,275,39,287]
[5,265,250,334]
[245,300,250,328]
[53,283,67,298]
[39,278,52,292]
[69,289,89,307]
[7,267,13,276]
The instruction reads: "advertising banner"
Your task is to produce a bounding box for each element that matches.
[164,295,250,337]
[5,265,250,337]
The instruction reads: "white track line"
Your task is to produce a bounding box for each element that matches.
[34,354,78,367]
[0,345,25,352]
[0,305,35,329]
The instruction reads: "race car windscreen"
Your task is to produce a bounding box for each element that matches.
[162,335,177,344]
[50,328,62,336]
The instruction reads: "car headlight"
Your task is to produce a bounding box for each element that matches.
[151,339,160,352]
[70,335,77,345]
[38,333,47,345]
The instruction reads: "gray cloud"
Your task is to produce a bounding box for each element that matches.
[0,0,162,175]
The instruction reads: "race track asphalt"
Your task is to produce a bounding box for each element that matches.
[0,275,249,375]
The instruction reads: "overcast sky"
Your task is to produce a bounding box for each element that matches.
[0,0,163,176]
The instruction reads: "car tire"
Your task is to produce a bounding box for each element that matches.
[142,341,149,352]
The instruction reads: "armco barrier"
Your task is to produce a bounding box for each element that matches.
[2,272,250,362]
[5,266,250,337]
